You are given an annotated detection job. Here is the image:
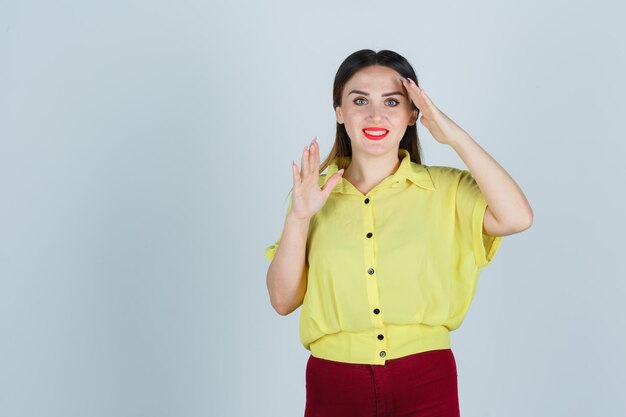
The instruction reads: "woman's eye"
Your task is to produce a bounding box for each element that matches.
[385,99,399,106]
[354,98,367,105]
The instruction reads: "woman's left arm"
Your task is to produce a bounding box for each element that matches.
[402,77,533,237]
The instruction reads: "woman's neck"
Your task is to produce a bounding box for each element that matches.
[343,150,401,189]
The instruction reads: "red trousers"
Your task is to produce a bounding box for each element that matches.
[304,348,460,417]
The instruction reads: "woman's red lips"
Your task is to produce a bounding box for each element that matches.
[362,127,389,140]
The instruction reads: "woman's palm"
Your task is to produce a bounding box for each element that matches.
[290,137,344,220]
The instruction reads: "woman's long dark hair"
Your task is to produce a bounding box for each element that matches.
[319,49,423,173]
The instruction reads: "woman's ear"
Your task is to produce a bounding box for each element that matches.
[408,109,418,126]
[335,107,344,124]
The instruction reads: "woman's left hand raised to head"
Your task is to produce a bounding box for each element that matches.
[402,77,468,146]
[402,76,533,236]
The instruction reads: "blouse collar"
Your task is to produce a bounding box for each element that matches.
[321,149,435,194]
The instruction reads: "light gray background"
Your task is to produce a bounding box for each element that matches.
[2,1,625,416]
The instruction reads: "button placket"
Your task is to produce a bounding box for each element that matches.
[362,194,387,362]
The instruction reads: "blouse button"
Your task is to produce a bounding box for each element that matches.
[366,232,373,238]
[367,268,375,275]
[364,198,370,204]
[373,308,380,315]
[377,334,384,340]
[380,351,386,358]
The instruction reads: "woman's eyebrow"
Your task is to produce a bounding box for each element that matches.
[348,89,405,97]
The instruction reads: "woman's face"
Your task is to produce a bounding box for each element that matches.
[335,65,417,158]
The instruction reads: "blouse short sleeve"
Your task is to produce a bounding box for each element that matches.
[455,169,503,268]
[263,191,293,262]
[264,241,280,262]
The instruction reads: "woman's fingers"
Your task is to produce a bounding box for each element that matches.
[402,77,427,112]
[290,138,341,217]
[404,78,438,117]
[321,169,344,197]
[300,137,320,182]
[310,137,320,175]
[292,160,302,190]
[301,144,310,180]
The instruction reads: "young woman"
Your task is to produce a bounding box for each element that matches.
[264,49,532,417]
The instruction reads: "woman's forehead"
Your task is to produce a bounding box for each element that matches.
[344,66,404,93]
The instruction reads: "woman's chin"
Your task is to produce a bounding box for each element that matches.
[353,141,399,157]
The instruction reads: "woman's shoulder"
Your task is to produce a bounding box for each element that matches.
[411,163,467,186]
[418,163,464,175]
[417,164,482,198]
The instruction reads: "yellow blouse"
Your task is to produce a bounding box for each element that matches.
[264,149,503,365]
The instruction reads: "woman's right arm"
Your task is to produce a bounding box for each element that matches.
[266,137,344,316]
[266,212,311,316]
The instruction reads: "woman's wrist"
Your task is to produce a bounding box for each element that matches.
[446,131,473,150]
[286,210,312,225]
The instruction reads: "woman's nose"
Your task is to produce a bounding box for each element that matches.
[367,104,385,121]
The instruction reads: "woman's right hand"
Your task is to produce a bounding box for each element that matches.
[290,137,344,220]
